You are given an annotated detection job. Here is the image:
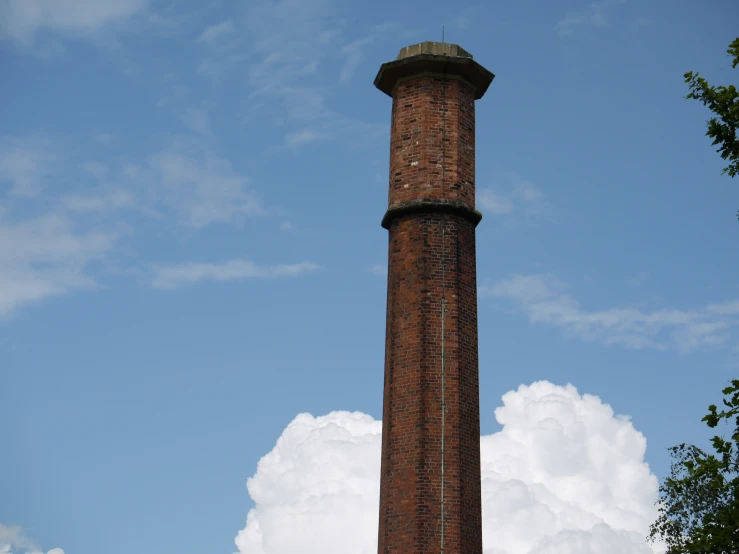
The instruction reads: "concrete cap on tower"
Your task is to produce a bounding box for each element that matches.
[396,41,473,59]
[374,41,494,100]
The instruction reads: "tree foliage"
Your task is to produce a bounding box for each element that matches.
[648,379,739,553]
[684,38,739,185]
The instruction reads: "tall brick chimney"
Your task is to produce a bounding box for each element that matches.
[374,42,494,553]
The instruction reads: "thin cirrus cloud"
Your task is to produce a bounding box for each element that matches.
[481,273,738,353]
[192,1,392,149]
[197,19,234,45]
[58,139,259,226]
[95,133,113,145]
[338,22,406,83]
[182,107,212,136]
[151,259,320,290]
[60,188,136,213]
[369,264,387,277]
[0,136,57,197]
[0,0,148,45]
[0,137,122,318]
[235,381,664,554]
[194,18,248,83]
[554,0,617,36]
[553,0,636,37]
[125,138,264,229]
[2,134,263,229]
[0,133,282,316]
[0,213,116,319]
[477,178,549,220]
[79,161,109,179]
[451,6,484,30]
[705,300,739,316]
[285,129,325,149]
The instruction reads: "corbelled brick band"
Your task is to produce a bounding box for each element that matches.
[375,42,494,554]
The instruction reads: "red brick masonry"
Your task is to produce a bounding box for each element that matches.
[374,44,494,554]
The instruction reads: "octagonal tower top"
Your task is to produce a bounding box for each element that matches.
[374,41,494,100]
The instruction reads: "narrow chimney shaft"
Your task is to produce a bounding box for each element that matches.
[374,42,494,553]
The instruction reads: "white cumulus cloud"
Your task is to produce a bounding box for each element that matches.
[235,381,665,554]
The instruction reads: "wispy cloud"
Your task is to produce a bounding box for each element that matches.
[0,132,274,316]
[155,83,190,110]
[0,212,116,318]
[119,138,263,228]
[79,160,109,179]
[451,6,484,30]
[336,21,416,84]
[482,273,739,353]
[477,175,551,222]
[196,52,248,83]
[60,188,136,213]
[339,36,373,83]
[0,136,57,197]
[146,143,262,228]
[0,134,142,316]
[5,134,265,229]
[706,301,739,316]
[0,523,37,552]
[628,272,650,286]
[338,23,396,84]
[0,522,64,554]
[285,129,324,149]
[194,17,246,81]
[182,107,212,136]
[151,259,319,289]
[369,264,386,277]
[554,0,626,37]
[95,133,113,145]
[629,17,649,33]
[197,19,234,45]
[193,1,393,149]
[478,190,515,215]
[0,0,148,46]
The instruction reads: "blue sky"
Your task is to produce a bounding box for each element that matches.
[1,0,738,553]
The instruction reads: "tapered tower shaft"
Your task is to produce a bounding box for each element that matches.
[374,42,494,554]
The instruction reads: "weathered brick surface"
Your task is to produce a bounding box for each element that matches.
[377,58,487,554]
[388,77,476,207]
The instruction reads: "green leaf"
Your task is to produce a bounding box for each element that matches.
[684,38,739,197]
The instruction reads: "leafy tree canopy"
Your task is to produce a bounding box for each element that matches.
[648,379,739,553]
[684,38,739,183]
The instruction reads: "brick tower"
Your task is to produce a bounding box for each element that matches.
[374,42,494,553]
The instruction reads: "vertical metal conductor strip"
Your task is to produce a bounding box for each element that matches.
[439,48,448,554]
